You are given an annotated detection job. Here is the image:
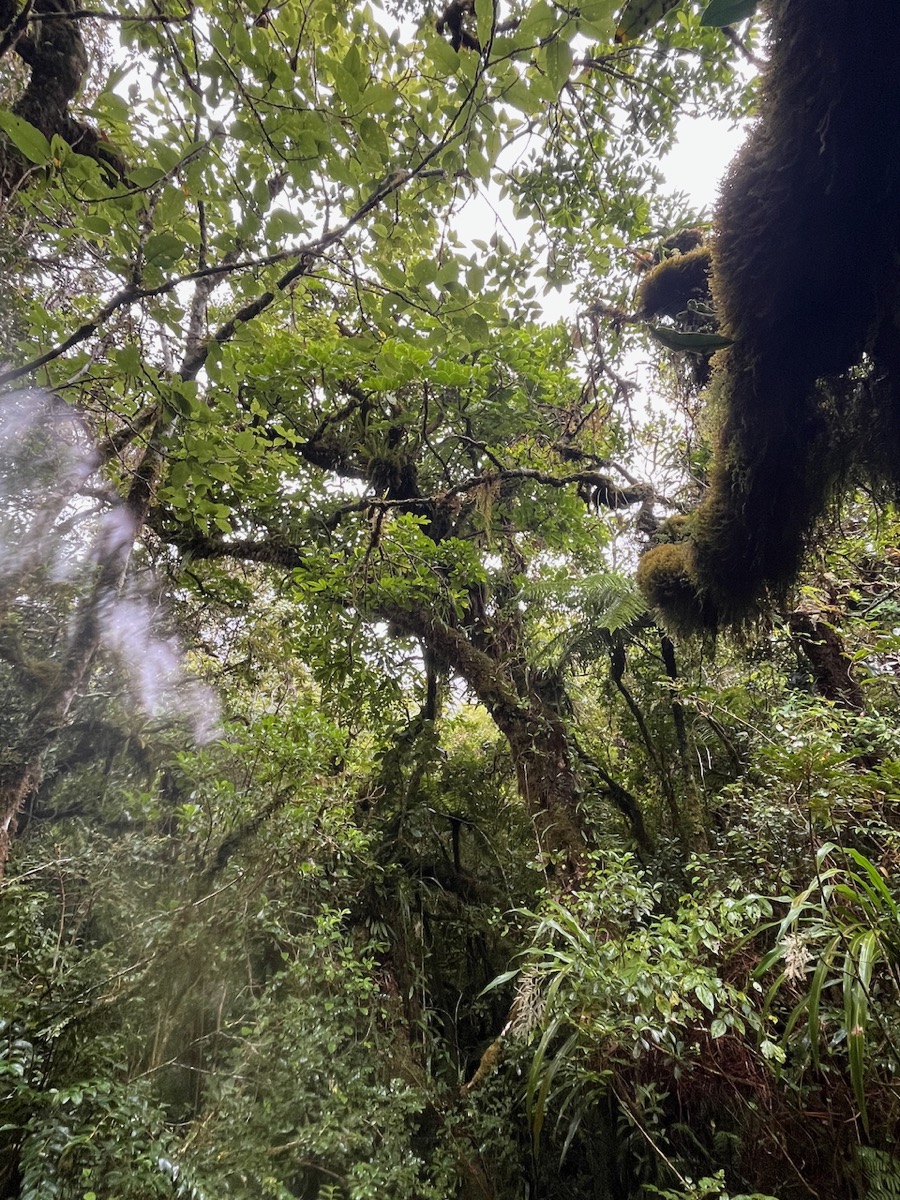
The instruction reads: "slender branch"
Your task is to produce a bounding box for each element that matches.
[27,7,191,20]
[95,402,160,461]
[720,23,765,71]
[441,467,651,508]
[0,0,33,60]
[0,284,139,387]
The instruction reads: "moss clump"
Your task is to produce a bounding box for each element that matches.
[635,542,716,636]
[638,246,712,320]
[653,513,693,543]
[651,0,900,635]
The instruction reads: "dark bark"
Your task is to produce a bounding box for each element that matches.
[1,0,127,193]
[788,610,865,710]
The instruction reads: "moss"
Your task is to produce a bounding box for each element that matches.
[649,0,900,634]
[635,542,716,636]
[638,246,712,319]
[662,228,704,256]
[654,514,693,543]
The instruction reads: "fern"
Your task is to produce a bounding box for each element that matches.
[523,571,648,670]
[859,1147,900,1200]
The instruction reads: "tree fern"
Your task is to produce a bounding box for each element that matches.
[524,571,648,671]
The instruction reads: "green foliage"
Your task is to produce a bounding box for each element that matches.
[757,842,900,1133]
[647,1172,776,1200]
[525,570,648,669]
[858,1147,900,1200]
[493,853,771,1158]
[6,0,900,1197]
[700,0,759,27]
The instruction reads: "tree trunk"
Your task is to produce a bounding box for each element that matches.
[0,426,162,873]
[384,604,652,884]
[788,610,865,710]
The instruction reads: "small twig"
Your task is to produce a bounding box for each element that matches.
[720,23,765,71]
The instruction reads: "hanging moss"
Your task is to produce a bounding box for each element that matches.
[640,0,900,633]
[637,246,712,319]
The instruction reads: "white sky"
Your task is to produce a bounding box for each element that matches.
[478,109,749,326]
[662,113,747,209]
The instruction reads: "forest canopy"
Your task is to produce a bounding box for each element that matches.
[3,1,900,1199]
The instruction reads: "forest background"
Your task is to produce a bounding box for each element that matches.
[2,0,900,1198]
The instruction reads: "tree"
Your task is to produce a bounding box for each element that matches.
[0,0,744,871]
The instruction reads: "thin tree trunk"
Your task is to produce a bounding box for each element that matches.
[0,423,162,873]
[660,634,707,849]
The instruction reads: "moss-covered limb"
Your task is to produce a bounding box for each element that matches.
[0,0,126,193]
[642,0,900,632]
[688,385,841,623]
[713,1,900,376]
[635,542,715,635]
[637,246,712,320]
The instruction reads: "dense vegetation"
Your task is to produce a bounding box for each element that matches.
[3,1,900,1198]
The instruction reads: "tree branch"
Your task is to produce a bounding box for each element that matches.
[441,467,652,508]
[0,171,446,388]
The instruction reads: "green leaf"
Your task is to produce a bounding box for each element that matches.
[760,1038,785,1063]
[476,0,493,48]
[699,0,758,27]
[83,216,112,236]
[463,313,491,343]
[520,0,557,39]
[845,974,870,1134]
[359,117,389,159]
[580,0,616,38]
[144,232,185,266]
[648,325,734,352]
[845,849,900,925]
[331,63,360,107]
[129,165,167,188]
[0,110,51,165]
[615,0,682,42]
[694,983,715,1012]
[545,37,574,92]
[806,937,840,1069]
[479,968,521,994]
